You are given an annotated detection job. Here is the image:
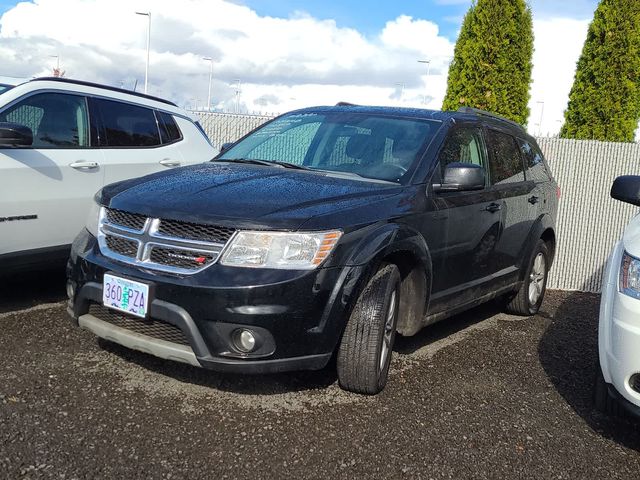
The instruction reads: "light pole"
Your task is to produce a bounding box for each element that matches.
[418,59,431,106]
[233,79,241,113]
[418,59,431,78]
[135,11,151,94]
[536,101,545,135]
[203,57,213,112]
[394,82,405,105]
[50,55,60,71]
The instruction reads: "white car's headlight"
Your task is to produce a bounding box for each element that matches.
[85,202,102,237]
[220,230,342,269]
[620,251,640,299]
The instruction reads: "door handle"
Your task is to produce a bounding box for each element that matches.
[69,160,99,170]
[528,195,539,205]
[159,159,182,167]
[485,202,502,213]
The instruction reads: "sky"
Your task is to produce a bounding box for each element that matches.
[0,0,599,135]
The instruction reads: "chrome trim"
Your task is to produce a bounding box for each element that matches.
[97,207,233,275]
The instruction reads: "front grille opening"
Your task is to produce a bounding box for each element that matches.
[149,247,215,269]
[88,304,190,346]
[158,219,235,244]
[105,235,138,258]
[105,208,147,231]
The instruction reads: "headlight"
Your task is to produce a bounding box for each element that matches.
[220,230,342,269]
[620,251,640,299]
[85,202,102,237]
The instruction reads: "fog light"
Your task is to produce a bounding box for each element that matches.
[66,281,75,299]
[232,329,256,353]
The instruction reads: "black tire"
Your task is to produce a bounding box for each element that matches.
[505,239,549,316]
[336,264,401,395]
[593,358,624,417]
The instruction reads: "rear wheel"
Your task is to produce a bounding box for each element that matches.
[505,240,549,316]
[337,264,401,395]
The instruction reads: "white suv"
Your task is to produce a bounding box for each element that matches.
[0,77,216,272]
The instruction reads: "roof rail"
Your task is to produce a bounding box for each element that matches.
[29,77,178,107]
[335,101,358,107]
[457,107,524,130]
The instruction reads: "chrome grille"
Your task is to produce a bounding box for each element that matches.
[89,304,189,346]
[105,236,138,258]
[158,219,234,244]
[98,207,234,274]
[105,208,146,231]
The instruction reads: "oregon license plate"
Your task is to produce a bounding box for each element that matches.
[103,273,149,318]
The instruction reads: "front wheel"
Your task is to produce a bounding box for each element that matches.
[505,240,549,316]
[337,264,401,394]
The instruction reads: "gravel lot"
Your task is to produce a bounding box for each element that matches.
[1,270,639,479]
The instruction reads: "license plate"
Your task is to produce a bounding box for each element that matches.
[103,273,149,318]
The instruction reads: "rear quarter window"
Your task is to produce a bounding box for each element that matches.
[156,111,182,144]
[517,138,551,182]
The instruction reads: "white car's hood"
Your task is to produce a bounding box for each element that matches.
[623,212,640,258]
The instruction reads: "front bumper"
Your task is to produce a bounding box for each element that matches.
[67,229,368,374]
[599,242,640,411]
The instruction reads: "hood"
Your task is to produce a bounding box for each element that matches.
[99,162,403,230]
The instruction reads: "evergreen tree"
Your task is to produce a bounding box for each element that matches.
[560,0,640,142]
[442,0,534,126]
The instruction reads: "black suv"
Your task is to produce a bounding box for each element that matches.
[67,105,558,394]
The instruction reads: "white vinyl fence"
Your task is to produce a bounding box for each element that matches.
[196,112,640,293]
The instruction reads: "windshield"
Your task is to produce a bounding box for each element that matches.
[216,111,440,183]
[0,84,13,95]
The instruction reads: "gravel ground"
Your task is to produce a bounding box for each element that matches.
[1,271,639,479]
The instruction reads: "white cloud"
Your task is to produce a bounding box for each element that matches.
[527,18,590,136]
[0,0,606,138]
[0,0,455,113]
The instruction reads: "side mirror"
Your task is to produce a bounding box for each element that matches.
[220,142,234,154]
[611,175,640,206]
[0,122,33,147]
[433,162,485,192]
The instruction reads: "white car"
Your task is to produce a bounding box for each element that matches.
[596,175,640,417]
[0,77,216,272]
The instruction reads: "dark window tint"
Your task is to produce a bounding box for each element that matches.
[0,93,89,148]
[94,99,160,147]
[438,126,487,178]
[486,129,525,185]
[157,111,182,144]
[517,138,550,182]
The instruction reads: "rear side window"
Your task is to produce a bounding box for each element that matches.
[517,138,550,182]
[486,129,525,185]
[157,111,182,144]
[93,98,160,147]
[0,92,89,148]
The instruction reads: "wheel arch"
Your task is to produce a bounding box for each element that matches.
[345,223,433,338]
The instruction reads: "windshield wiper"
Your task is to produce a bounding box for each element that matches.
[218,158,312,170]
[269,161,311,170]
[217,158,275,167]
